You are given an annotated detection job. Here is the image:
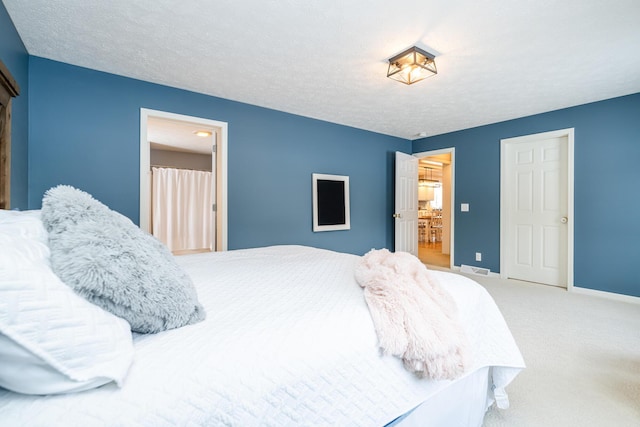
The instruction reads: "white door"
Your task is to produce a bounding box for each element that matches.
[502,131,572,287]
[395,152,418,255]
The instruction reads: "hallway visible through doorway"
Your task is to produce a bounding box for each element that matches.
[418,241,450,268]
[416,149,453,269]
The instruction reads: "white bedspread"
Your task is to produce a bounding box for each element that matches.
[0,245,524,426]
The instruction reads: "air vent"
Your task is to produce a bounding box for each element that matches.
[460,264,490,276]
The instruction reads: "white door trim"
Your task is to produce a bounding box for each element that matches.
[139,108,228,251]
[413,148,455,269]
[500,128,574,289]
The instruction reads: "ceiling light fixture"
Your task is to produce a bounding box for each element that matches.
[418,167,436,201]
[387,46,437,85]
[419,167,441,188]
[193,130,212,138]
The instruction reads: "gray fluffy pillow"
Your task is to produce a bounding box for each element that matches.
[41,185,205,333]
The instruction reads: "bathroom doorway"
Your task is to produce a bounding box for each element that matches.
[139,108,228,252]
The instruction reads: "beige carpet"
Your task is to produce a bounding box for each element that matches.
[455,273,640,427]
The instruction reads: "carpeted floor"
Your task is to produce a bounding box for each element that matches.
[456,273,640,427]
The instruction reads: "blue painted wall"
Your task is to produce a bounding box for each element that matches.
[28,57,409,255]
[6,1,638,297]
[0,2,29,209]
[413,93,640,297]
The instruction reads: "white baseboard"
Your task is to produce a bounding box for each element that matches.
[450,266,640,304]
[451,265,640,305]
[570,286,640,305]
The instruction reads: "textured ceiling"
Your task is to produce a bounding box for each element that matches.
[148,117,214,154]
[4,0,640,139]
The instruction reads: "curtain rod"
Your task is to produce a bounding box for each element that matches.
[151,165,212,172]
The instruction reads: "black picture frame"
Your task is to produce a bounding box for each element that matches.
[312,173,350,232]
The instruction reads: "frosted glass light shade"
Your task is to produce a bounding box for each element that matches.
[419,185,434,201]
[387,46,437,85]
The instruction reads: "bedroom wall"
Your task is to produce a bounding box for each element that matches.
[0,2,29,209]
[150,149,212,172]
[413,93,640,297]
[27,57,409,255]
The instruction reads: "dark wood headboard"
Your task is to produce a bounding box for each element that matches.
[0,59,21,210]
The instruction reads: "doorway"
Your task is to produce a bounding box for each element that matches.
[139,109,228,252]
[413,148,454,269]
[500,128,574,288]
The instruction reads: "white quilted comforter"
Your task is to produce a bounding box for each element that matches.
[0,245,524,427]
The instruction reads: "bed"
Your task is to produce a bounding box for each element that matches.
[0,192,524,427]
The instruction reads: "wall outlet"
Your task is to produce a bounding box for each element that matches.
[475,252,482,261]
[461,203,469,212]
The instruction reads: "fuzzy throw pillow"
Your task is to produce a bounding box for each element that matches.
[41,185,205,333]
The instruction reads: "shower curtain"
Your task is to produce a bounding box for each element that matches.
[152,167,213,252]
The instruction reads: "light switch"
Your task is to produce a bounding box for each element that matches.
[461,203,469,212]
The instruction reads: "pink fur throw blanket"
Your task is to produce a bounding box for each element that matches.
[355,249,469,380]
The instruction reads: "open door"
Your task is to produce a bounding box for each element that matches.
[394,152,418,255]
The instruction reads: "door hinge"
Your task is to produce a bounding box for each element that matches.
[212,203,217,212]
[212,144,217,154]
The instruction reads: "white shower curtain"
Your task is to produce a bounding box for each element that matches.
[152,167,213,252]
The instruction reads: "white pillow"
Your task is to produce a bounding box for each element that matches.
[0,209,47,242]
[0,210,135,395]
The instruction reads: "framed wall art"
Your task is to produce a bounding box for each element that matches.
[312,173,350,232]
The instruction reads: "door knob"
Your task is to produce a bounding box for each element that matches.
[393,213,402,219]
[560,217,568,224]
